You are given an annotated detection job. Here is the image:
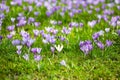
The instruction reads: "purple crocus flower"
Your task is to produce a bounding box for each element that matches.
[34,12,40,16]
[20,30,30,38]
[16,19,27,27]
[7,25,15,31]
[95,41,104,49]
[0,36,3,40]
[117,30,120,36]
[59,36,65,41]
[26,38,35,47]
[50,46,55,53]
[46,11,52,17]
[7,34,13,39]
[88,20,97,28]
[33,29,40,37]
[61,27,71,35]
[34,22,40,27]
[92,32,100,40]
[31,48,42,54]
[79,23,84,27]
[28,17,35,24]
[106,40,112,47]
[115,0,120,4]
[12,39,21,45]
[58,21,62,25]
[79,40,93,54]
[34,55,42,61]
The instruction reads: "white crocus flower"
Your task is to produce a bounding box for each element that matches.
[54,44,63,52]
[60,60,66,66]
[98,30,104,36]
[105,28,110,32]
[10,31,16,35]
[16,45,22,50]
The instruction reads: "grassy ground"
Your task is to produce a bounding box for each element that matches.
[0,0,120,80]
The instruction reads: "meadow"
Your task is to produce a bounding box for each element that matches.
[0,0,120,79]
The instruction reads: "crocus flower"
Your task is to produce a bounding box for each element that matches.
[95,41,104,49]
[11,18,15,23]
[115,0,120,4]
[117,30,120,36]
[98,30,104,36]
[54,44,63,52]
[7,25,15,31]
[34,22,40,27]
[106,40,112,47]
[16,45,22,50]
[31,48,42,54]
[12,39,21,45]
[28,17,35,24]
[16,50,21,55]
[23,54,29,61]
[7,34,13,39]
[16,19,27,27]
[34,55,42,61]
[79,40,93,54]
[61,27,71,34]
[26,38,35,47]
[60,60,66,66]
[33,29,40,37]
[88,20,97,28]
[105,28,110,32]
[0,36,3,40]
[34,12,40,16]
[50,46,55,53]
[92,32,100,40]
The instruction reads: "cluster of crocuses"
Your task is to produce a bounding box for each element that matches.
[92,29,113,49]
[0,0,120,61]
[79,30,113,54]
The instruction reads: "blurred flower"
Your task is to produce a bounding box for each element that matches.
[28,17,35,24]
[7,25,15,31]
[34,22,40,27]
[16,45,22,50]
[106,40,112,47]
[33,29,40,37]
[12,39,21,45]
[7,34,13,39]
[115,0,120,4]
[16,18,27,27]
[60,60,66,66]
[79,40,93,54]
[16,50,21,55]
[34,55,42,61]
[98,30,104,36]
[26,38,35,47]
[31,48,42,54]
[61,27,71,34]
[23,54,29,61]
[92,32,100,40]
[117,30,120,36]
[11,18,15,23]
[88,20,97,28]
[95,41,104,49]
[50,46,55,53]
[0,36,3,40]
[105,28,110,32]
